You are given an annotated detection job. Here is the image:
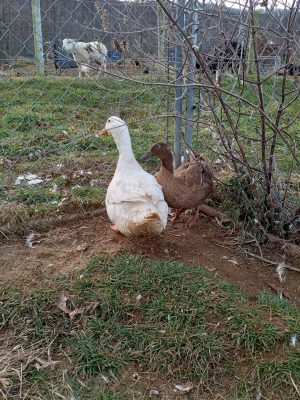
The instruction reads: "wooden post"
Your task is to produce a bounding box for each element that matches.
[31,0,44,75]
[247,9,259,76]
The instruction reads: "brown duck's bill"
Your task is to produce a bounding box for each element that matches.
[140,150,153,161]
[96,129,109,137]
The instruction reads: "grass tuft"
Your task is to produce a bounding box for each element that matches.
[1,253,300,399]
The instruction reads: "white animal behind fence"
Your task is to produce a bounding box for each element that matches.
[62,39,108,78]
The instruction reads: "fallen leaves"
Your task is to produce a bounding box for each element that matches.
[34,357,58,371]
[57,293,99,323]
[15,173,47,186]
[149,389,160,396]
[0,344,58,395]
[222,255,239,265]
[57,293,82,321]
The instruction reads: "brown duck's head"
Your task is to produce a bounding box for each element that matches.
[140,142,171,161]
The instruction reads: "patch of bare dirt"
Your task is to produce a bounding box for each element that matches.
[0,213,300,305]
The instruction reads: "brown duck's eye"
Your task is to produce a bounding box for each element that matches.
[156,144,161,149]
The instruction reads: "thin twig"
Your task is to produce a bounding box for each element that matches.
[243,249,300,273]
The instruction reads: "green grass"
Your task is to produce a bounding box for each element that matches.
[0,76,168,225]
[1,253,300,399]
[0,74,299,233]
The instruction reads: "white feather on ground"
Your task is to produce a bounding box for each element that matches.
[290,334,297,347]
[276,261,287,283]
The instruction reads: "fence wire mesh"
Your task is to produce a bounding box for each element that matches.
[0,0,299,239]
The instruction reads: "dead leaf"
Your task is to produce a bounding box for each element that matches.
[0,377,12,388]
[227,259,239,265]
[57,294,98,321]
[57,293,71,315]
[69,308,83,320]
[35,357,58,370]
[174,382,194,392]
[149,389,160,396]
[57,293,82,320]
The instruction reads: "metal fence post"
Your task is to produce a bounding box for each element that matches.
[184,0,198,161]
[31,0,44,75]
[157,3,165,63]
[174,0,185,168]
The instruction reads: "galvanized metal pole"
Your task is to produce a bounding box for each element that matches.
[184,0,198,161]
[174,0,185,168]
[31,0,44,75]
[166,38,171,144]
[157,3,165,63]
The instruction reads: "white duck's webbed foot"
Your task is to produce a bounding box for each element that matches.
[110,224,121,233]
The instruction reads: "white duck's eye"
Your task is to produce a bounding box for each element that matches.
[108,119,111,122]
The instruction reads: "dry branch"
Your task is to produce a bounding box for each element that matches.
[198,204,233,224]
[267,234,300,259]
[197,204,300,261]
[244,250,300,273]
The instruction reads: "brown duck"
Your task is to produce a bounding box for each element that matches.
[141,142,215,226]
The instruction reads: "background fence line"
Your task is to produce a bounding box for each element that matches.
[0,0,299,241]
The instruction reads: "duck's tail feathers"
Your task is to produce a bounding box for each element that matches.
[135,212,160,227]
[144,212,160,221]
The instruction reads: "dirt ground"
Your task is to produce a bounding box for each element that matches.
[1,212,299,305]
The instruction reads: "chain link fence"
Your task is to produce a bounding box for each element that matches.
[0,0,168,233]
[0,0,299,239]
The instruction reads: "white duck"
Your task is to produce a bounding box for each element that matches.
[98,116,168,236]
